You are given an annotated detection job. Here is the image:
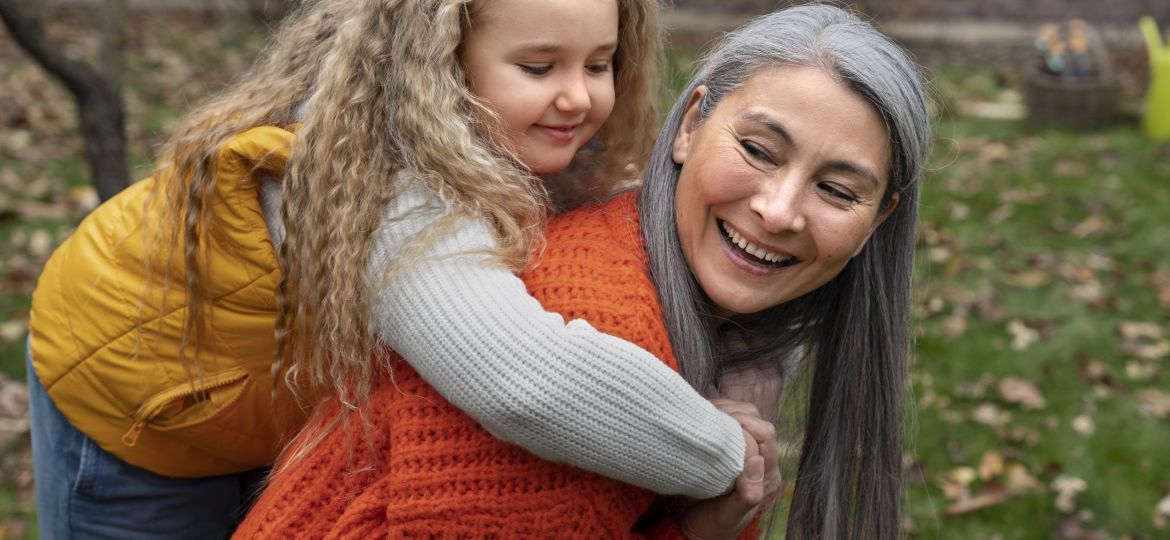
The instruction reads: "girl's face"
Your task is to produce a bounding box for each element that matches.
[461,0,618,177]
[671,66,897,317]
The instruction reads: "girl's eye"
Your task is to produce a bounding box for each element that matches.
[586,62,611,75]
[818,182,859,204]
[518,64,551,76]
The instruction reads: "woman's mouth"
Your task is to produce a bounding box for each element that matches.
[719,220,798,269]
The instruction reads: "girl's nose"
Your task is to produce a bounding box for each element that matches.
[554,73,591,114]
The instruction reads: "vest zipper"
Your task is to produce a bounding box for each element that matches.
[121,366,249,447]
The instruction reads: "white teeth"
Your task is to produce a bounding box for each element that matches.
[720,221,791,265]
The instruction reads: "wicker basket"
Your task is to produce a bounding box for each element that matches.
[1024,72,1121,129]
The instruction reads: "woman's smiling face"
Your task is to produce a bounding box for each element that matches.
[671,65,897,317]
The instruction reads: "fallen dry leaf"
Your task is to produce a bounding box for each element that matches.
[998,376,1047,409]
[1151,270,1170,312]
[937,471,972,501]
[1125,361,1158,382]
[1052,516,1108,540]
[940,306,970,338]
[0,521,31,540]
[977,141,1013,163]
[937,480,968,503]
[1069,214,1110,238]
[1004,463,1041,494]
[1004,426,1042,447]
[16,201,71,221]
[1054,157,1089,177]
[945,484,1012,516]
[978,450,1005,481]
[999,184,1048,204]
[989,206,1013,226]
[1119,321,1170,360]
[1120,320,1165,340]
[1072,414,1095,437]
[1008,319,1041,351]
[971,403,1012,427]
[1003,270,1051,289]
[69,185,99,213]
[0,375,30,450]
[1083,252,1115,272]
[1067,279,1106,310]
[27,229,52,259]
[1137,389,1170,419]
[1052,475,1087,513]
[1122,340,1170,361]
[900,515,917,535]
[1154,492,1170,529]
[918,388,938,408]
[1057,262,1097,284]
[948,466,978,487]
[1077,359,1112,386]
[956,374,995,400]
[0,320,28,342]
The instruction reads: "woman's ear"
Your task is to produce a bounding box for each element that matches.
[851,192,900,257]
[875,192,900,230]
[672,86,708,165]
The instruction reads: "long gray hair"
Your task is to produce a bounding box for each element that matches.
[638,4,930,538]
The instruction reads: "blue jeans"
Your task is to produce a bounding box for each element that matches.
[26,345,268,540]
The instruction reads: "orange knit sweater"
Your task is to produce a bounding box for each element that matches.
[234,193,760,539]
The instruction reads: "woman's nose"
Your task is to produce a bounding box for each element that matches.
[749,176,807,234]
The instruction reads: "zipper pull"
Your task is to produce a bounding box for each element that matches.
[122,420,146,447]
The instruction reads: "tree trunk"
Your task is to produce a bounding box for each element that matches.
[100,0,126,91]
[78,73,129,202]
[244,0,292,22]
[0,0,129,201]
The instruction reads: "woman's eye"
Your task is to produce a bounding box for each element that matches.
[818,182,858,203]
[740,140,773,163]
[518,64,551,75]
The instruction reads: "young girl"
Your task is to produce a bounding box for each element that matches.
[26,0,759,537]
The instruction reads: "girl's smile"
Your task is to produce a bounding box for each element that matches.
[461,0,618,176]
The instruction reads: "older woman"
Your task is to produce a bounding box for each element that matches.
[238,4,929,539]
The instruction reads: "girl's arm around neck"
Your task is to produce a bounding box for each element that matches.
[361,181,744,499]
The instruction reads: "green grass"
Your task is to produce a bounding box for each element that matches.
[903,115,1170,538]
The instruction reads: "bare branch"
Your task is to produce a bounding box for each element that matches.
[0,0,130,200]
[100,0,127,90]
[0,0,103,98]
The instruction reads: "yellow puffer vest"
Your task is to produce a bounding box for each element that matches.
[29,126,304,477]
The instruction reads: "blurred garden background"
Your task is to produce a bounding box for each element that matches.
[1,0,1169,538]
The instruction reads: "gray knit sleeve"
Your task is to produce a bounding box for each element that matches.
[371,182,750,498]
[264,177,744,498]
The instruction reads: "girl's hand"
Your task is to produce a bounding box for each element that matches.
[679,399,781,540]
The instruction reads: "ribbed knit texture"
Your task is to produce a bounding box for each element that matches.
[235,193,759,539]
[261,175,744,498]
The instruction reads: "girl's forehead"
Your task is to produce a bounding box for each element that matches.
[470,0,619,25]
[463,0,619,53]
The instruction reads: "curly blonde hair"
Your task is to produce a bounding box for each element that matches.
[145,0,662,415]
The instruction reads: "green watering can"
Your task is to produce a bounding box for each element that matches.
[1141,16,1170,141]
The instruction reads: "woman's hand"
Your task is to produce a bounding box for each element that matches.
[678,399,781,540]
